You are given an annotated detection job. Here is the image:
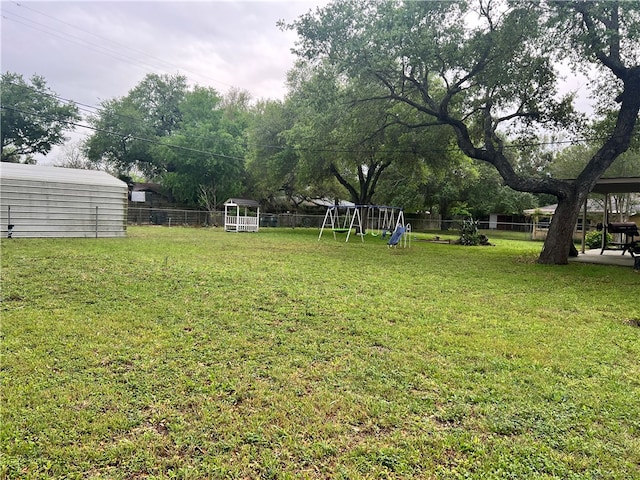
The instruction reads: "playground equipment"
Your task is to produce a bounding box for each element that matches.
[387,223,412,248]
[224,198,260,232]
[366,206,404,237]
[318,205,364,242]
[318,205,411,247]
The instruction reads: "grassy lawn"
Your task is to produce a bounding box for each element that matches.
[1,226,639,479]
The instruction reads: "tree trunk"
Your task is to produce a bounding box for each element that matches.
[537,195,583,264]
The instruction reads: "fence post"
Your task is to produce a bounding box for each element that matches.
[7,205,13,238]
[95,206,99,238]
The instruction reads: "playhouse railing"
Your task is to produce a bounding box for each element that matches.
[225,215,259,232]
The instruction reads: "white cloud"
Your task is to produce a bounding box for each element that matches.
[1,1,320,106]
[1,1,323,163]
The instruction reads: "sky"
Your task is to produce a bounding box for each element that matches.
[1,1,325,162]
[1,0,596,165]
[1,1,323,102]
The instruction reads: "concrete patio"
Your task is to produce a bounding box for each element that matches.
[570,248,637,268]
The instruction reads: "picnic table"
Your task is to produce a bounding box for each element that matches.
[600,222,639,257]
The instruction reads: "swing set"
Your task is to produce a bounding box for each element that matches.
[318,205,364,242]
[318,204,410,247]
[366,206,404,237]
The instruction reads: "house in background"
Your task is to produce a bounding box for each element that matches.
[523,200,604,240]
[130,183,175,207]
[523,177,640,241]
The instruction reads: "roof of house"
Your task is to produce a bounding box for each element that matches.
[132,182,167,194]
[0,162,126,189]
[524,198,638,216]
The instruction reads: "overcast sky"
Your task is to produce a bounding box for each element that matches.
[1,1,325,103]
[1,1,327,162]
[1,1,595,165]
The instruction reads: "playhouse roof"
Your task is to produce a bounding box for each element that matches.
[224,198,260,207]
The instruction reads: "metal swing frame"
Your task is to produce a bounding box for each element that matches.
[318,205,364,242]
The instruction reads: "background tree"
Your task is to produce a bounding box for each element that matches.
[84,73,187,177]
[463,162,539,219]
[1,72,79,163]
[287,0,640,264]
[246,99,303,209]
[54,140,94,170]
[153,87,247,208]
[283,63,461,209]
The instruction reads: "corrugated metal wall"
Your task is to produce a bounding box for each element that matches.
[0,164,128,238]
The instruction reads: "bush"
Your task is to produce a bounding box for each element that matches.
[584,229,611,249]
[459,217,480,245]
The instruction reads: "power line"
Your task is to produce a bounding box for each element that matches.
[1,12,194,84]
[4,79,147,125]
[0,105,247,162]
[4,78,629,158]
[13,2,187,74]
[5,2,235,91]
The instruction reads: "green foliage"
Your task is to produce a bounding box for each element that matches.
[154,87,247,207]
[84,73,188,177]
[584,229,612,249]
[246,99,301,204]
[1,227,638,478]
[278,63,463,206]
[286,0,640,264]
[1,72,80,162]
[459,216,481,245]
[85,76,248,207]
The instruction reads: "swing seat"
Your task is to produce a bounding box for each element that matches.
[332,228,351,233]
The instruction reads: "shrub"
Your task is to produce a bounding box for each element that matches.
[459,217,480,245]
[584,229,611,249]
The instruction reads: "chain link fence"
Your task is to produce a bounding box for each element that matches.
[128,207,535,238]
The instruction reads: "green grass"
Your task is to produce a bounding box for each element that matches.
[1,226,639,479]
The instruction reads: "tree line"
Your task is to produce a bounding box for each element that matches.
[1,1,639,264]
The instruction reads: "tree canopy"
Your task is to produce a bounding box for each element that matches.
[286,0,640,264]
[84,74,249,208]
[154,86,247,208]
[247,61,463,214]
[1,72,79,163]
[84,73,188,178]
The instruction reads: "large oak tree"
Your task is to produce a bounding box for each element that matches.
[287,0,640,264]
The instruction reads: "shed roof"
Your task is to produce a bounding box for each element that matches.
[0,162,127,189]
[224,198,260,207]
[591,177,640,194]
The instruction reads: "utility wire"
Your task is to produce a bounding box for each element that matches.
[5,79,148,125]
[12,2,188,74]
[4,77,628,157]
[4,79,614,155]
[1,12,184,79]
[5,2,235,91]
[0,105,247,162]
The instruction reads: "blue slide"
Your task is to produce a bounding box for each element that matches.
[387,226,406,246]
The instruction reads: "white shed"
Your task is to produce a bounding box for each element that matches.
[224,198,260,232]
[0,163,128,238]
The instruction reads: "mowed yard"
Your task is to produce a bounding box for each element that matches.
[1,226,639,479]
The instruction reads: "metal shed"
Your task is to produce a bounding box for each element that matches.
[0,163,128,238]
